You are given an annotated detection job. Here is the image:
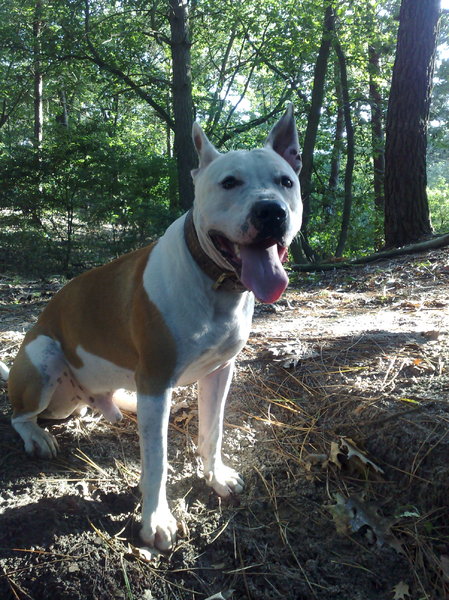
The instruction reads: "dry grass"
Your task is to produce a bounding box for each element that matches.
[2,251,449,598]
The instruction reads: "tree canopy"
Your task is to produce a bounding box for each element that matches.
[0,0,448,275]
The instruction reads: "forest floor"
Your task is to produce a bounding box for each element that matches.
[1,248,449,600]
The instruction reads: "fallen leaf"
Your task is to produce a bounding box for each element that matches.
[328,494,403,553]
[329,441,343,469]
[126,544,160,563]
[441,555,449,582]
[396,301,420,311]
[304,453,328,470]
[329,438,384,475]
[340,438,384,474]
[68,563,80,573]
[397,509,420,518]
[392,580,410,599]
[327,493,351,535]
[421,328,442,340]
[265,342,318,368]
[205,591,235,600]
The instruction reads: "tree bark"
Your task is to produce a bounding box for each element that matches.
[334,36,354,258]
[57,89,69,127]
[324,59,344,224]
[168,0,196,211]
[290,2,335,263]
[368,44,384,213]
[384,0,441,248]
[368,43,385,249]
[33,0,43,150]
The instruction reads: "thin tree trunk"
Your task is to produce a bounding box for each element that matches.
[30,0,44,226]
[33,0,43,150]
[368,44,384,214]
[324,59,344,224]
[168,0,196,211]
[290,2,335,263]
[384,0,440,248]
[334,36,354,258]
[57,89,69,127]
[166,112,178,211]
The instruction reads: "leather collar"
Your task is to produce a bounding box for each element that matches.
[183,209,247,293]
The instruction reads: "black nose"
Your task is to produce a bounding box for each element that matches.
[251,201,287,236]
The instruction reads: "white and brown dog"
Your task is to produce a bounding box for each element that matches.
[0,105,302,550]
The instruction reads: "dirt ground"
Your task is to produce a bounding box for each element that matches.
[1,249,449,600]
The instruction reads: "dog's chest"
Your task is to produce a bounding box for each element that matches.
[142,221,255,386]
[175,299,253,386]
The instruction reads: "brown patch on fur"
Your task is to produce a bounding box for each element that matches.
[8,348,46,417]
[8,242,177,416]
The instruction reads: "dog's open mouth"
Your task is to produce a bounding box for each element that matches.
[210,233,289,304]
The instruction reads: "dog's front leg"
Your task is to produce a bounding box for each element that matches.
[137,390,177,550]
[198,360,244,497]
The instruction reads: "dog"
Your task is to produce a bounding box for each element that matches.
[0,104,302,551]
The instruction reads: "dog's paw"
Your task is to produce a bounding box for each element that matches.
[205,463,244,497]
[140,504,178,551]
[13,421,59,459]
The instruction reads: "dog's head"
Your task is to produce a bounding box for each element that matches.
[191,105,303,304]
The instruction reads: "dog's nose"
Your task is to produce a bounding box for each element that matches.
[251,201,287,234]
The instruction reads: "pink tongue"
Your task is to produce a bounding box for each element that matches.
[239,244,288,304]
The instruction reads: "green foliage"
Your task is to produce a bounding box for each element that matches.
[428,178,449,233]
[0,120,178,275]
[0,0,447,275]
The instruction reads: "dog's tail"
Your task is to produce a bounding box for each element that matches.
[0,361,10,381]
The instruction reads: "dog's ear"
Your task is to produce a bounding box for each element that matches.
[192,123,221,176]
[265,103,302,174]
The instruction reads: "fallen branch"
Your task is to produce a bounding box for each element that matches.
[292,232,449,272]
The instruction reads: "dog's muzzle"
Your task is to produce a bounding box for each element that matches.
[206,200,292,305]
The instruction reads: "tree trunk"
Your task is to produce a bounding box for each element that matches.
[166,113,178,210]
[291,3,334,263]
[290,3,335,263]
[334,36,354,258]
[29,0,44,226]
[33,0,43,150]
[368,43,385,248]
[384,0,441,248]
[324,59,344,224]
[168,0,196,211]
[57,89,69,127]
[368,44,384,213]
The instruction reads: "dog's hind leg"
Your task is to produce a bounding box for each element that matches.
[9,335,67,458]
[197,359,244,497]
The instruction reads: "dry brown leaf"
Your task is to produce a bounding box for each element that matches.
[304,453,328,470]
[329,441,343,469]
[328,494,403,553]
[421,329,440,340]
[126,543,160,563]
[329,438,384,475]
[304,453,328,480]
[340,438,384,474]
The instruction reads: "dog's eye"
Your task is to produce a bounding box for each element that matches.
[280,176,293,188]
[221,176,240,190]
